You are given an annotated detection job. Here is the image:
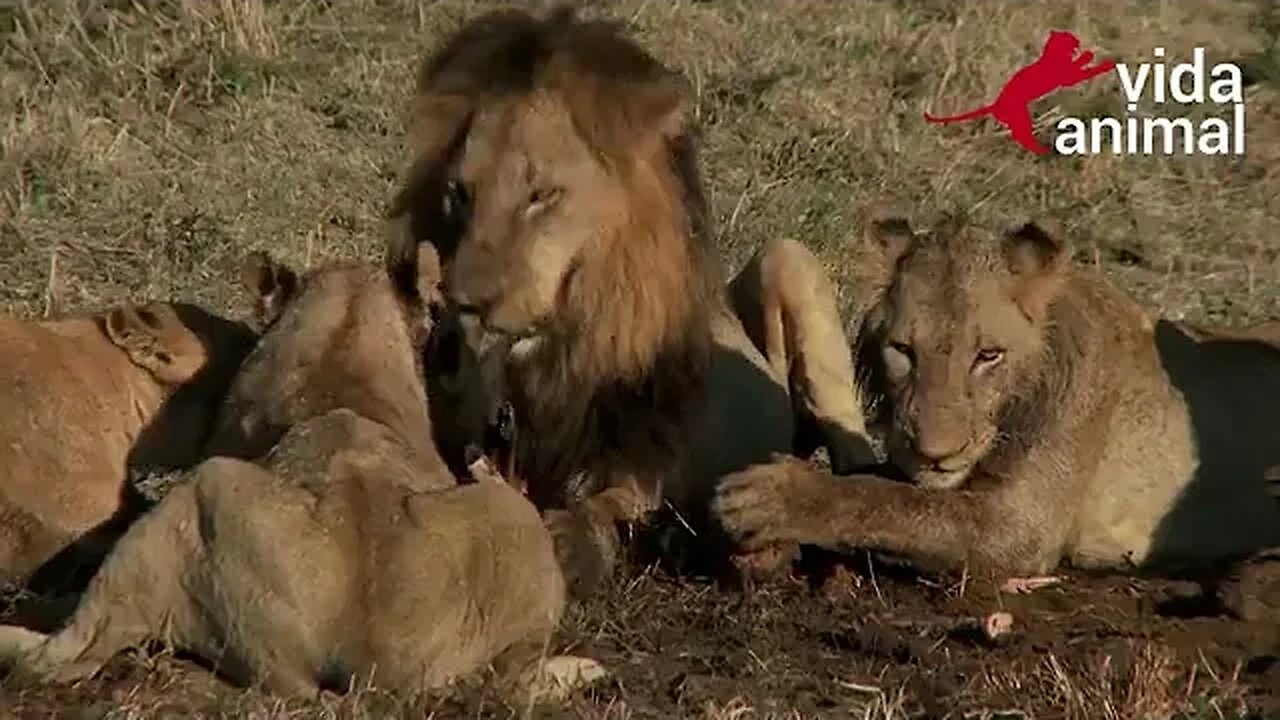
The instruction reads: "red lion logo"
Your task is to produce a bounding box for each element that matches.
[925,30,1116,154]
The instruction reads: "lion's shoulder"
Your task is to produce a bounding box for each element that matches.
[0,313,147,425]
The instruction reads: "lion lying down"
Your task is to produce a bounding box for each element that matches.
[716,216,1280,580]
[0,246,602,701]
[0,301,255,588]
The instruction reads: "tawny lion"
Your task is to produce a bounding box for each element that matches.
[0,245,603,702]
[0,302,255,588]
[387,6,873,594]
[714,216,1280,581]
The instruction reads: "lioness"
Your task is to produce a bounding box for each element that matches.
[0,246,601,701]
[0,302,255,587]
[387,7,873,593]
[715,216,1280,578]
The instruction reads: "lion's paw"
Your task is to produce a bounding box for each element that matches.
[0,625,49,684]
[713,455,820,551]
[0,625,102,687]
[543,509,617,600]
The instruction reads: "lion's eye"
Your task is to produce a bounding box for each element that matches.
[526,186,563,214]
[974,347,1006,368]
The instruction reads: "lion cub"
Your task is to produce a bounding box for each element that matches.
[716,217,1280,579]
[0,302,255,587]
[0,247,601,701]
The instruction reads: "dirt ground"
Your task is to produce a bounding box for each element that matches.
[2,544,1278,718]
[1,1,1279,718]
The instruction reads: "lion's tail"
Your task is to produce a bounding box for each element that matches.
[0,624,49,670]
[0,621,115,684]
[923,105,992,124]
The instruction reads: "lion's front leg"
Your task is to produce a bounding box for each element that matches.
[545,480,658,599]
[712,455,856,551]
[726,237,876,475]
[713,455,1056,577]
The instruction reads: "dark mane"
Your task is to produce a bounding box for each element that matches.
[984,299,1083,470]
[387,5,714,271]
[514,323,712,509]
[386,6,719,510]
[415,6,698,167]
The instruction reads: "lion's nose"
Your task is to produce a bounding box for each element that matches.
[913,433,971,468]
[443,267,497,319]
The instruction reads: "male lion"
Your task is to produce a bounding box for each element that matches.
[386,7,873,593]
[0,247,602,702]
[715,216,1280,579]
[0,301,255,588]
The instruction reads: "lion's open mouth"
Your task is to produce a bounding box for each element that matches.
[455,313,549,377]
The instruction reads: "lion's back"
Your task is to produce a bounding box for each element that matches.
[398,481,562,609]
[1061,273,1280,569]
[362,481,563,688]
[0,318,137,544]
[0,318,131,455]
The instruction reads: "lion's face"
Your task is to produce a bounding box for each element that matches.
[443,95,630,337]
[867,219,1070,489]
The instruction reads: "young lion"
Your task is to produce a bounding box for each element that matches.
[0,247,601,701]
[387,6,873,594]
[715,216,1280,579]
[0,302,255,588]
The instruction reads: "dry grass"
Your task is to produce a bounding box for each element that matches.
[1,1,1277,718]
[3,0,1277,324]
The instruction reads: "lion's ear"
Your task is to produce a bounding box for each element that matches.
[385,237,445,313]
[626,71,693,146]
[240,251,298,327]
[387,93,472,286]
[415,242,445,308]
[386,159,432,288]
[868,213,916,269]
[648,76,692,142]
[104,304,204,384]
[1003,221,1072,321]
